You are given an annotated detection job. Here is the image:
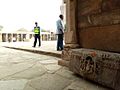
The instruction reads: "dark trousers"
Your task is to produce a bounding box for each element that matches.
[57,34,63,50]
[33,34,41,47]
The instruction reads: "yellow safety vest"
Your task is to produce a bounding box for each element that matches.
[34,27,40,34]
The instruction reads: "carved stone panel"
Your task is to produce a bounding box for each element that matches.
[77,0,102,15]
[78,9,120,28]
[69,48,120,89]
[101,0,120,11]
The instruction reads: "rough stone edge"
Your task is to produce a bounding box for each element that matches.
[58,60,70,67]
[3,46,61,58]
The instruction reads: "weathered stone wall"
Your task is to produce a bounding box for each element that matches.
[77,0,120,52]
[60,0,120,89]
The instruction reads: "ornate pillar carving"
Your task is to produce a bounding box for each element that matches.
[64,0,79,48]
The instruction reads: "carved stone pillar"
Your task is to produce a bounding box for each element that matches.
[64,0,79,48]
[59,0,79,67]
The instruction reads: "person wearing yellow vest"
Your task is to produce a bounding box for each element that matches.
[33,22,41,47]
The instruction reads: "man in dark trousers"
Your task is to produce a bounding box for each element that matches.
[56,14,64,51]
[33,22,41,47]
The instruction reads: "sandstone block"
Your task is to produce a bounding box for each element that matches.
[79,24,120,53]
[77,0,101,15]
[78,9,120,28]
[69,48,120,90]
[101,0,120,11]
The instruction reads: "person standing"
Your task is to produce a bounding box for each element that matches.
[56,14,64,51]
[33,22,41,47]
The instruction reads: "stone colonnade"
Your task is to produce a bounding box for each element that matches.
[1,33,33,42]
[0,32,57,42]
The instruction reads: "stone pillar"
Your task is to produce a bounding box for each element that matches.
[59,0,79,67]
[16,34,19,42]
[64,0,79,48]
[12,34,13,42]
[6,34,8,42]
[2,33,6,42]
[21,34,23,41]
[26,34,29,41]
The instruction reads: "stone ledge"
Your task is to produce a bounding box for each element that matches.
[69,48,120,90]
[3,46,61,58]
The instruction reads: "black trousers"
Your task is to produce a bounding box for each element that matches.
[57,34,63,50]
[33,34,41,47]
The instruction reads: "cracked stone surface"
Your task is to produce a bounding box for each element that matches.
[0,47,110,90]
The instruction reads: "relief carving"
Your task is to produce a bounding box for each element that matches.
[79,56,94,74]
[71,52,101,75]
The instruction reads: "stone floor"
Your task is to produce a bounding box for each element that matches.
[0,46,111,90]
[0,41,61,53]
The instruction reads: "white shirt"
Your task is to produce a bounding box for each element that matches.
[56,19,64,34]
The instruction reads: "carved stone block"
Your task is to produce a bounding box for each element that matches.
[78,9,120,28]
[77,0,102,15]
[69,48,120,90]
[79,24,120,53]
[101,0,120,11]
[61,48,72,61]
[90,9,120,26]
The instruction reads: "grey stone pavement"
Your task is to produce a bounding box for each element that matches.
[0,41,61,58]
[0,41,111,90]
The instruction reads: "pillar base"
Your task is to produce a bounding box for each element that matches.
[59,44,79,67]
[64,43,80,49]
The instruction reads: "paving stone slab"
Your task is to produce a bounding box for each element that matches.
[0,62,34,79]
[39,59,58,65]
[64,79,110,90]
[23,85,36,90]
[0,79,28,90]
[44,64,62,72]
[3,62,47,80]
[28,74,72,90]
[56,67,79,80]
